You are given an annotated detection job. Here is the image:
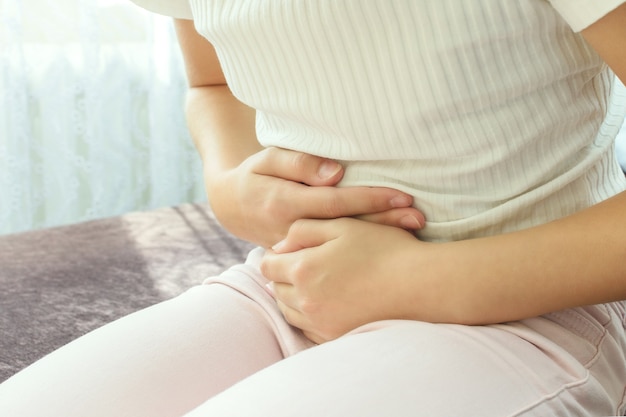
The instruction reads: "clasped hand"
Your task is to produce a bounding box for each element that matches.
[207,147,427,343]
[261,218,428,344]
[207,147,425,248]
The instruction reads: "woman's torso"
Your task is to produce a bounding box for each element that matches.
[163,0,626,241]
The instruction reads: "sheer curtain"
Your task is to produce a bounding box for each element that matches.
[0,0,204,235]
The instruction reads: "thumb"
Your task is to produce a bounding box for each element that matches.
[253,148,344,186]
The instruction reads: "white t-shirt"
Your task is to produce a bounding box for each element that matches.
[133,0,626,242]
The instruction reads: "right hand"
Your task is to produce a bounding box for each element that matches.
[206,147,426,248]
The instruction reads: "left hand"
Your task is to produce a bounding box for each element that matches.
[260,217,426,344]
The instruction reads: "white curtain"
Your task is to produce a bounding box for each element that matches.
[0,0,204,235]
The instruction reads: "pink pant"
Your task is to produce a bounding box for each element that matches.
[1,247,626,416]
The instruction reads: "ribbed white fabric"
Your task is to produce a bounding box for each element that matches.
[136,0,626,242]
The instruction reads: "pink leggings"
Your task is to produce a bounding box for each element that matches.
[1,247,626,416]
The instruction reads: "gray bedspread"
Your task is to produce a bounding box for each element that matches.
[0,203,254,382]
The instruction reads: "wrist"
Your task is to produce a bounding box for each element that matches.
[394,238,509,326]
[390,239,460,323]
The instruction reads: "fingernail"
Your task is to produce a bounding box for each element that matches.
[318,160,341,180]
[271,239,287,253]
[400,215,424,229]
[390,195,412,208]
[265,282,276,298]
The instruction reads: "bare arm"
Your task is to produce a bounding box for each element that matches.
[436,4,626,324]
[262,185,625,343]
[581,4,626,84]
[174,19,261,175]
[424,191,626,325]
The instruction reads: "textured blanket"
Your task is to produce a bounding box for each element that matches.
[0,203,254,382]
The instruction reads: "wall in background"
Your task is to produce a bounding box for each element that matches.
[0,0,204,235]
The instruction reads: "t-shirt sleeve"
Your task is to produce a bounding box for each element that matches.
[548,0,626,32]
[129,0,192,19]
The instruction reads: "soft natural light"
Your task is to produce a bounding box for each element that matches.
[0,0,203,235]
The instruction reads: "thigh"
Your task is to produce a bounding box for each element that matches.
[186,313,626,417]
[0,284,284,417]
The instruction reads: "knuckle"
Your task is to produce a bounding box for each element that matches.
[263,146,278,159]
[300,296,322,316]
[261,189,286,216]
[290,150,309,172]
[367,191,390,212]
[252,147,281,171]
[290,256,311,283]
[259,194,277,214]
[320,197,343,218]
[258,258,271,277]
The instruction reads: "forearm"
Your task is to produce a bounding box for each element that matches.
[411,190,626,325]
[174,18,262,178]
[185,85,261,176]
[185,85,269,242]
[427,6,626,326]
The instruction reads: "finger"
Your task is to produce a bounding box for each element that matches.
[290,185,416,220]
[271,219,339,254]
[356,207,425,230]
[261,246,315,284]
[274,291,305,327]
[261,221,330,283]
[275,298,328,344]
[272,281,298,310]
[250,147,344,186]
[260,249,295,283]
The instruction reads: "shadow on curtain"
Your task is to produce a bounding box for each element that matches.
[0,0,204,235]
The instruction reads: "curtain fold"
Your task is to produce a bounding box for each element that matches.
[0,0,204,235]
